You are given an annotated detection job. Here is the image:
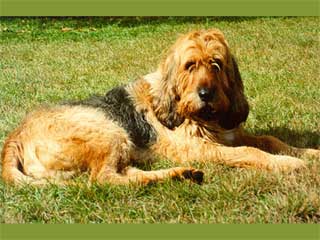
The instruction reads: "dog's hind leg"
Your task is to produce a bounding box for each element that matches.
[90,134,204,185]
[87,124,204,185]
[94,165,204,185]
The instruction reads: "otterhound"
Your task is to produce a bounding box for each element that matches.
[2,29,319,186]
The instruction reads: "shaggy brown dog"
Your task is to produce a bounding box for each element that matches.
[2,29,319,186]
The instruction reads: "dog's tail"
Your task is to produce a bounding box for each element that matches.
[1,137,46,186]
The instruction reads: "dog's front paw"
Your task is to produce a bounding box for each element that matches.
[301,148,320,160]
[271,155,306,172]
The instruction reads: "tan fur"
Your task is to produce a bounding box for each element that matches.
[2,104,203,186]
[143,29,319,171]
[2,29,319,186]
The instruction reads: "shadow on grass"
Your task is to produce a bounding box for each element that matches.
[250,127,320,149]
[1,16,273,28]
[83,16,263,27]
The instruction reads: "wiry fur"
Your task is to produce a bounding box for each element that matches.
[2,29,319,186]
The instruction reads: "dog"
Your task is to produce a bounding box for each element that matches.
[2,29,319,186]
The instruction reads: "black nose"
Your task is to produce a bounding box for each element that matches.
[198,87,213,102]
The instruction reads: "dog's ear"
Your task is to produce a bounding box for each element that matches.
[219,55,249,129]
[151,53,185,129]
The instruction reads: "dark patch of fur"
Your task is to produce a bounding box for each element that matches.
[66,87,157,149]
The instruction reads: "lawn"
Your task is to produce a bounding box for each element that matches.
[0,17,319,223]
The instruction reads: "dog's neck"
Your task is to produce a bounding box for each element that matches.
[170,118,238,146]
[221,128,236,143]
[204,124,238,145]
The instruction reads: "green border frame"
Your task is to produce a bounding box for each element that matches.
[1,224,319,240]
[1,0,320,239]
[0,0,319,16]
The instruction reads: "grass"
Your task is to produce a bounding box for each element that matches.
[0,17,319,223]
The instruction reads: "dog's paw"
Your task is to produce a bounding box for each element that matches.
[182,168,204,184]
[271,155,306,172]
[301,148,320,160]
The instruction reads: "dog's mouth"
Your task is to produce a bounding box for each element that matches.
[195,105,218,121]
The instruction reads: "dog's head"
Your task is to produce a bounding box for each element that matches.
[149,29,249,130]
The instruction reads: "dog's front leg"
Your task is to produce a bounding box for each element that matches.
[235,131,320,160]
[153,135,306,172]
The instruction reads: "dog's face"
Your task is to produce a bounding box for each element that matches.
[153,29,249,130]
[172,30,231,122]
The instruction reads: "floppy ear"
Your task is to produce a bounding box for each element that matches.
[218,55,249,129]
[151,53,185,129]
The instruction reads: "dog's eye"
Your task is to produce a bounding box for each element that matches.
[185,61,196,71]
[210,59,222,72]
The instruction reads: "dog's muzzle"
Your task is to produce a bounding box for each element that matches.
[196,105,217,121]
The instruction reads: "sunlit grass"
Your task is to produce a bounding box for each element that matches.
[1,17,319,223]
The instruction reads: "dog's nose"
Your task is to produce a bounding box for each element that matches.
[198,87,213,102]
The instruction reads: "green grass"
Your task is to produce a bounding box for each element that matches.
[0,17,319,223]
